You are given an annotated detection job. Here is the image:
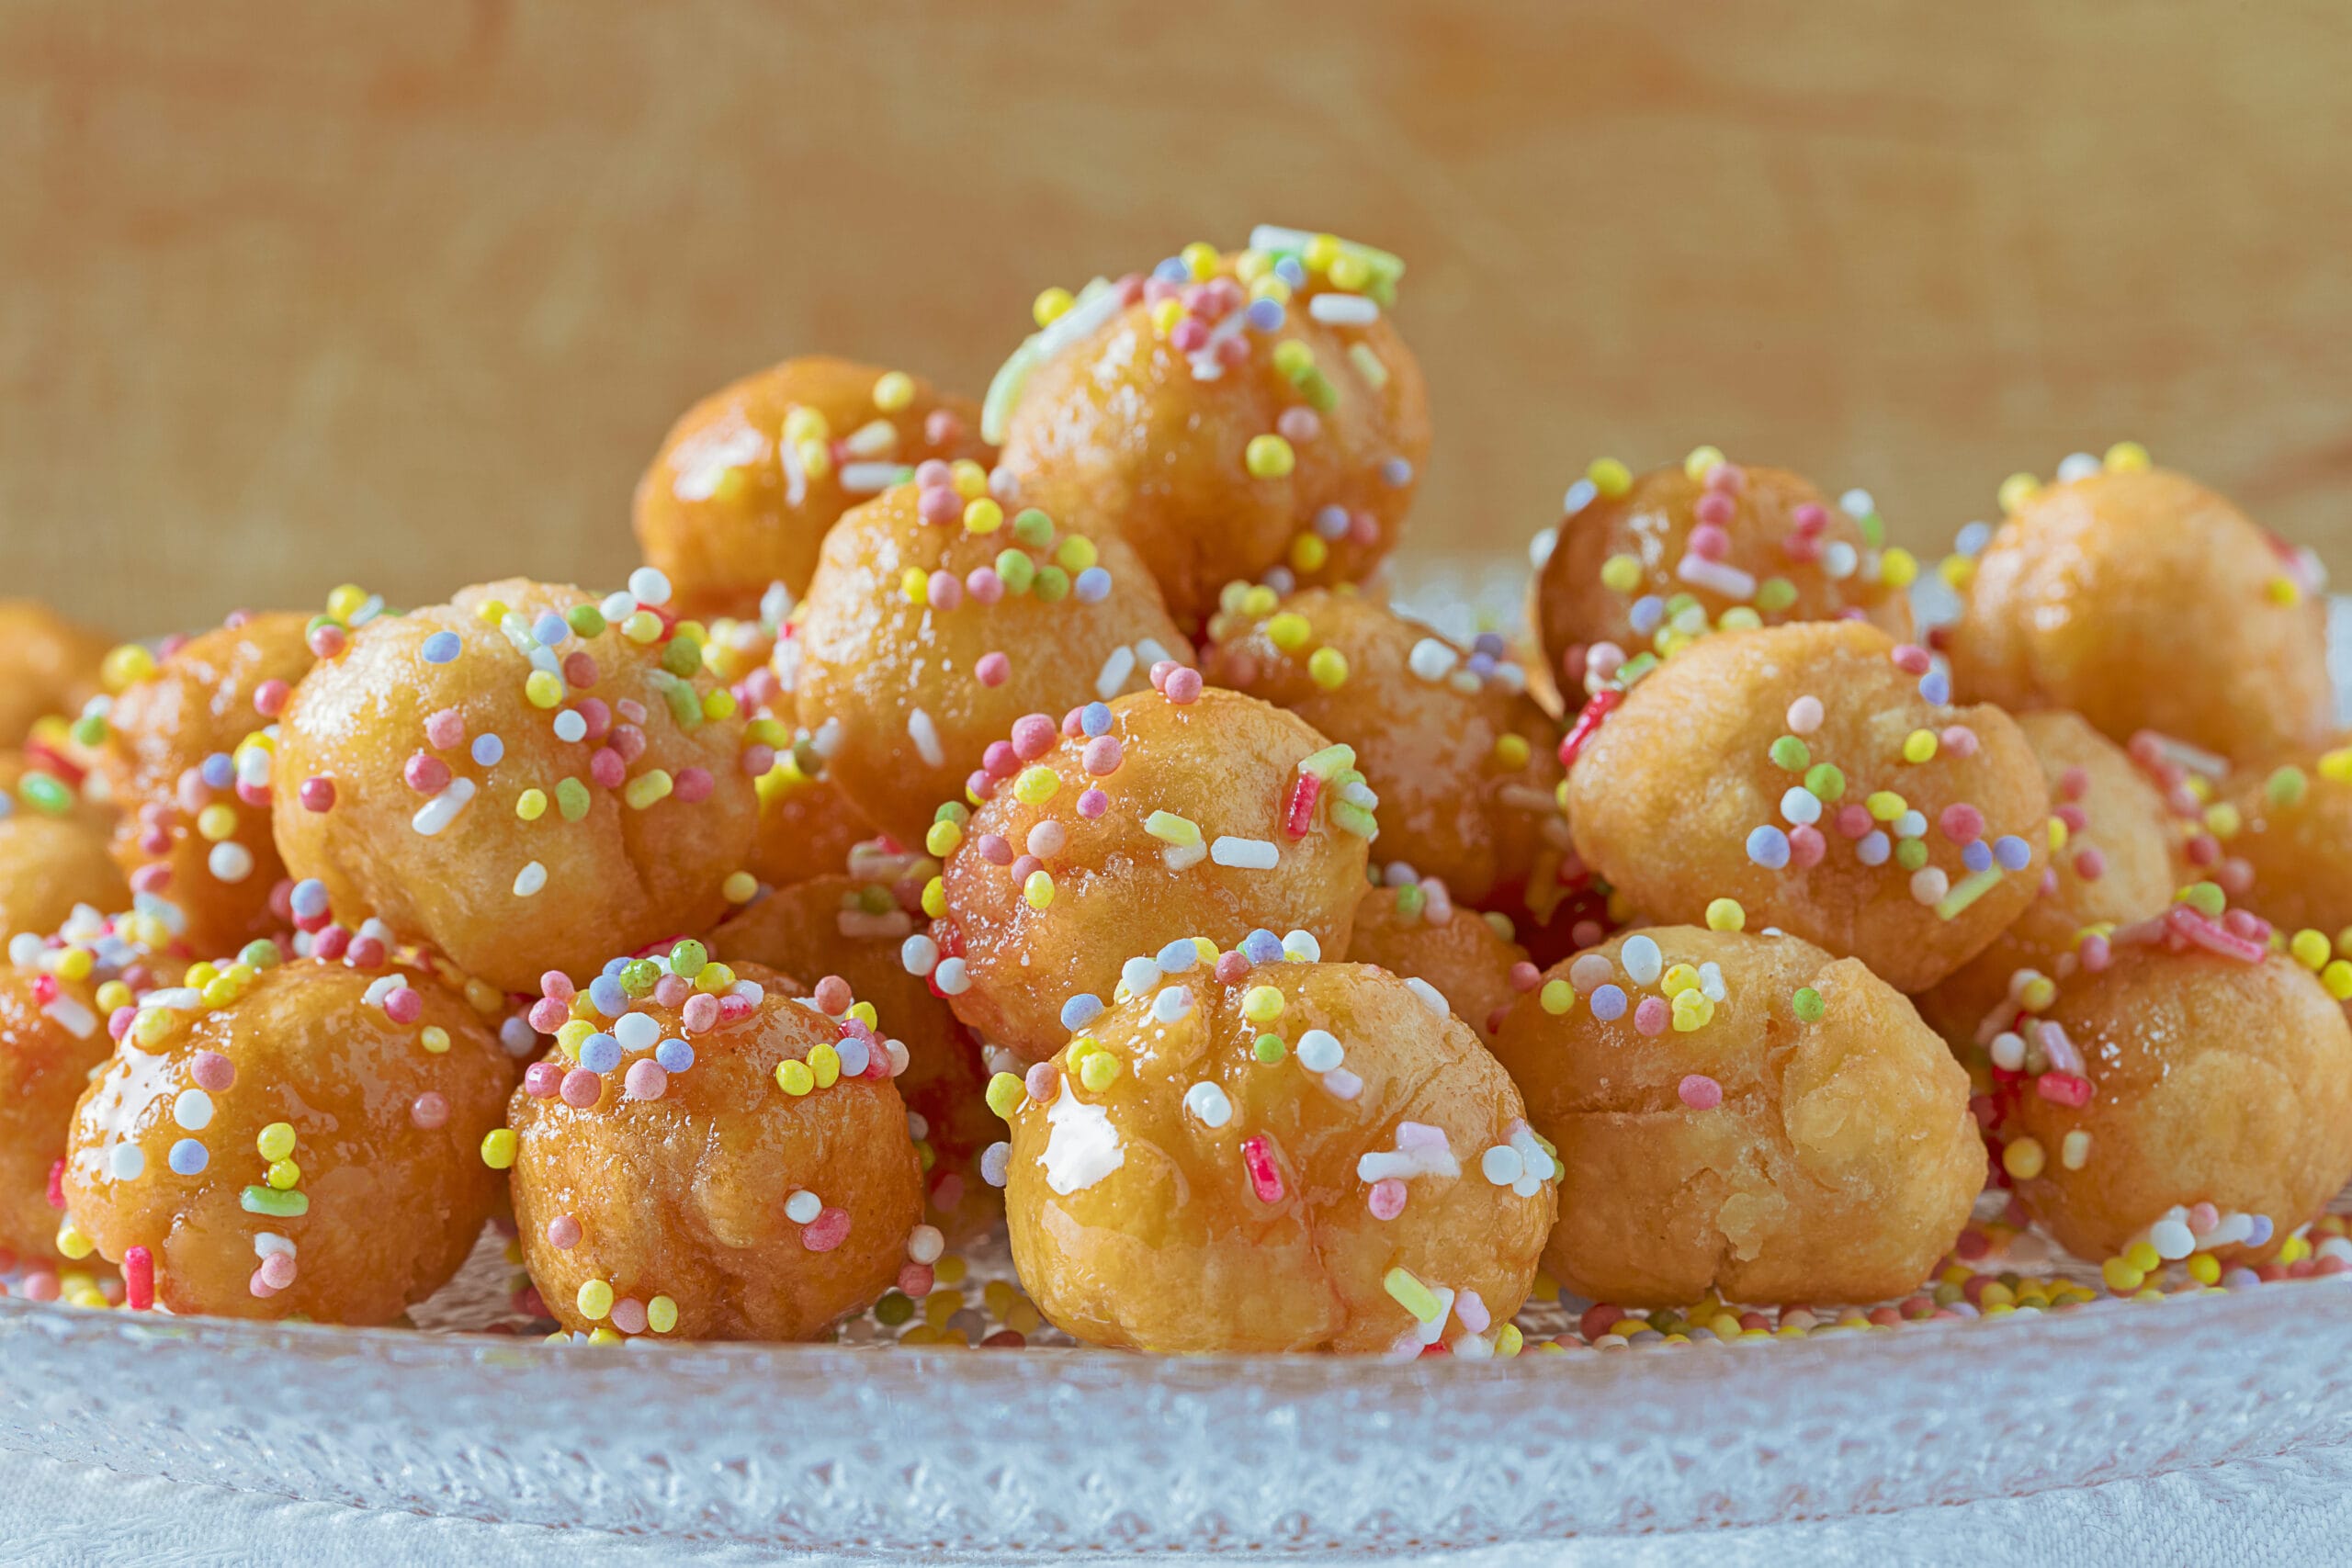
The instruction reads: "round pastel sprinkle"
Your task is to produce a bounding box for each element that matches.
[1590,984,1627,1021]
[422,631,462,664]
[1747,826,1792,869]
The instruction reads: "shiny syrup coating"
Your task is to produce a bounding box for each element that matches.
[0,750,124,945]
[1342,886,1530,1042]
[0,966,118,1258]
[2222,742,2352,940]
[635,355,993,621]
[63,957,515,1324]
[1006,959,1553,1354]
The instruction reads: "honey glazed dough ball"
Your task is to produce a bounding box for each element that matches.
[710,868,1000,1242]
[505,952,925,1341]
[635,355,994,622]
[1490,927,1982,1307]
[2218,744,2352,944]
[713,617,881,891]
[0,749,125,945]
[0,599,108,748]
[788,470,1192,845]
[1916,710,2184,1045]
[270,577,762,994]
[997,950,1556,1355]
[1203,586,1566,904]
[96,611,320,957]
[992,228,1431,627]
[918,681,1374,1064]
[1532,452,1915,699]
[1566,620,2051,993]
[62,947,517,1323]
[1343,885,1535,1041]
[1981,938,2352,1268]
[1944,454,2334,764]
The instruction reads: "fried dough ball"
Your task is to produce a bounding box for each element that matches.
[97,612,316,956]
[1490,927,1981,1307]
[505,952,924,1341]
[712,618,878,890]
[710,872,1000,1241]
[921,682,1374,1064]
[271,578,762,993]
[0,750,124,945]
[1916,711,2182,1044]
[999,949,1556,1354]
[1566,621,2050,992]
[1983,939,2352,1266]
[789,473,1192,844]
[1202,587,1566,904]
[62,948,515,1323]
[993,229,1430,626]
[2221,745,2352,944]
[0,600,107,747]
[1945,457,2333,763]
[1343,886,1534,1041]
[635,355,993,621]
[1532,454,1913,696]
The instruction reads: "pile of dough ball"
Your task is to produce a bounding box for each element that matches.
[6,227,2347,1352]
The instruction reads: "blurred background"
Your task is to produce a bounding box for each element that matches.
[6,0,2350,635]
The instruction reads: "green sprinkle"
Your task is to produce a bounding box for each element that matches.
[1755,577,1798,613]
[650,670,702,731]
[1894,838,1929,871]
[1301,369,1339,412]
[995,550,1036,594]
[18,774,73,817]
[238,940,283,970]
[556,777,592,822]
[2179,881,2226,918]
[1792,987,1826,1022]
[660,637,703,679]
[669,938,708,978]
[620,959,661,997]
[1769,737,1810,773]
[1804,763,1846,801]
[1394,884,1426,921]
[1032,565,1070,603]
[2267,766,2309,808]
[1012,508,1055,547]
[873,1292,915,1326]
[567,604,607,638]
[240,1186,309,1218]
[1252,1032,1287,1064]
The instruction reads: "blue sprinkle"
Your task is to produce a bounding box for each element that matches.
[1954,521,1994,557]
[1080,702,1113,738]
[1993,835,2031,872]
[1155,940,1198,973]
[1858,830,1892,866]
[1152,256,1189,283]
[422,630,462,665]
[1274,256,1307,288]
[1467,652,1496,677]
[1962,840,1994,874]
[200,752,236,790]
[533,613,570,648]
[1473,633,1508,657]
[470,734,504,767]
[655,1038,694,1073]
[2246,1214,2275,1247]
[580,1032,622,1073]
[168,1139,209,1176]
[1629,596,1667,637]
[1314,504,1351,540]
[588,975,628,1017]
[2222,1267,2261,1289]
[1747,825,1792,870]
[1245,299,1283,333]
[290,878,330,919]
[1919,670,1951,705]
[1241,929,1285,964]
[1380,457,1414,488]
[1590,984,1627,1021]
[601,956,630,977]
[1073,567,1112,603]
[1059,993,1104,1031]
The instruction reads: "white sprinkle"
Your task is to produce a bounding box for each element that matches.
[1121,957,1161,995]
[907,1224,944,1263]
[1308,292,1380,326]
[1839,489,1875,519]
[513,860,548,897]
[1095,645,1137,700]
[1562,477,1600,515]
[1990,1031,2027,1071]
[553,710,588,744]
[1322,1067,1363,1100]
[1407,638,1458,682]
[1405,977,1449,1017]
[907,707,944,768]
[109,1143,145,1181]
[208,840,255,884]
[1676,555,1758,599]
[1133,638,1172,670]
[2056,452,2102,483]
[615,1012,661,1051]
[40,998,96,1040]
[900,934,939,977]
[1041,1086,1125,1195]
[1481,1145,1523,1186]
[1529,527,1558,569]
[1621,934,1663,986]
[254,1232,296,1259]
[1183,1081,1233,1128]
[1162,841,1209,872]
[1150,985,1193,1023]
[1210,835,1278,869]
[628,566,673,606]
[842,418,899,459]
[933,957,969,996]
[1281,930,1321,963]
[173,1089,214,1131]
[785,1190,822,1224]
[1822,540,1859,580]
[1296,1029,1344,1072]
[411,777,476,837]
[2150,1218,2197,1260]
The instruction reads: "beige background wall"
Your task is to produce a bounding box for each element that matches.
[6,1,2349,635]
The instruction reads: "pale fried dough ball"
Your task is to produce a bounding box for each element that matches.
[634,355,993,620]
[271,579,762,993]
[2221,744,2352,948]
[98,613,315,956]
[922,682,1372,1064]
[994,231,1430,627]
[1001,952,1555,1354]
[1566,621,2050,992]
[505,953,922,1341]
[1532,455,1912,697]
[1917,711,2182,1044]
[1489,927,1981,1307]
[1202,587,1565,904]
[1985,942,2352,1265]
[0,750,124,945]
[0,600,107,748]
[710,874,999,1242]
[62,950,514,1323]
[1342,886,1533,1041]
[1945,461,2333,763]
[790,474,1191,844]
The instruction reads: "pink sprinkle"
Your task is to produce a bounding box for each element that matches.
[123,1246,154,1311]
[293,773,336,813]
[383,986,423,1024]
[1024,1062,1060,1104]
[527,997,570,1033]
[1367,1178,1408,1220]
[1214,951,1250,984]
[1349,512,1380,546]
[966,769,994,802]
[982,740,1020,779]
[313,925,352,962]
[404,752,452,795]
[740,743,775,777]
[423,707,466,750]
[1148,660,1178,692]
[410,1091,449,1129]
[1939,726,1980,759]
[2060,765,2090,802]
[718,995,755,1025]
[673,767,714,804]
[654,974,690,1009]
[1082,736,1124,775]
[1634,997,1669,1035]
[253,678,291,718]
[1939,804,1984,843]
[813,976,853,1015]
[682,993,720,1032]
[975,651,1010,687]
[2036,1071,2093,1108]
[2185,833,2221,867]
[2189,1201,2220,1235]
[130,863,172,894]
[1164,667,1204,705]
[307,623,346,659]
[1835,804,1874,840]
[914,458,951,490]
[560,1067,603,1108]
[587,748,625,790]
[1787,824,1826,868]
[1170,317,1209,354]
[1011,714,1058,760]
[259,1251,298,1290]
[107,1006,135,1042]
[576,697,613,740]
[1891,644,1932,675]
[609,1296,649,1335]
[924,409,962,447]
[1276,406,1321,443]
[524,1062,562,1098]
[977,833,1013,865]
[625,1060,668,1100]
[2073,848,2107,881]
[1509,961,1542,993]
[2219,858,2255,896]
[1792,502,1827,534]
[966,568,1005,605]
[2053,804,2089,834]
[1009,853,1041,884]
[898,1260,934,1297]
[927,570,964,609]
[542,1214,582,1251]
[612,724,648,763]
[1693,493,1736,528]
[22,1272,60,1303]
[2079,933,2111,972]
[802,1207,853,1252]
[1078,787,1109,818]
[1709,462,1747,494]
[563,651,600,689]
[919,486,962,525]
[1241,1134,1286,1204]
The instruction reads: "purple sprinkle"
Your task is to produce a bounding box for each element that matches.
[1962,840,1994,874]
[1993,835,2031,873]
[1747,826,1792,870]
[1590,984,1627,1021]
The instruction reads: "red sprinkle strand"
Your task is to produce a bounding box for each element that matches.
[123,1246,155,1311]
[1557,688,1623,772]
[1241,1135,1285,1204]
[1283,773,1322,839]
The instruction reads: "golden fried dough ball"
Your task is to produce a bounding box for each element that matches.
[0,750,124,945]
[1532,454,1913,699]
[2220,744,2352,945]
[0,600,107,747]
[271,578,762,993]
[97,612,316,956]
[1945,457,2333,763]
[710,871,1000,1242]
[998,951,1555,1354]
[1343,886,1534,1041]
[1983,939,2352,1267]
[789,473,1191,844]
[711,616,879,889]
[1916,711,2182,1044]
[920,682,1373,1064]
[62,947,515,1323]
[505,952,924,1341]
[1490,927,1981,1307]
[1566,621,2050,992]
[635,355,993,621]
[993,230,1430,626]
[1203,587,1566,904]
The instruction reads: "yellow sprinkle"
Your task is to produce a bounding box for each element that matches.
[622,610,663,643]
[1077,1050,1119,1092]
[266,1158,300,1190]
[1012,766,1059,807]
[2292,929,2331,970]
[1492,734,1532,771]
[2323,960,2352,1001]
[1997,472,2040,513]
[1266,612,1312,653]
[2188,1253,2222,1286]
[1901,729,1939,763]
[1539,979,1574,1015]
[55,1224,93,1260]
[1181,241,1220,280]
[1032,287,1074,327]
[525,671,564,709]
[2061,1129,2090,1169]
[1245,434,1296,479]
[2103,441,2150,473]
[100,643,158,692]
[985,1072,1024,1119]
[2125,1241,2161,1273]
[872,370,915,412]
[723,870,758,903]
[576,1280,616,1321]
[1682,446,1724,481]
[1866,791,1908,821]
[963,498,1003,535]
[1055,536,1097,572]
[2000,1137,2045,1180]
[1879,547,1918,589]
[1241,985,1285,1023]
[922,876,946,919]
[1288,533,1329,573]
[2267,576,2302,607]
[257,1122,297,1160]
[807,1042,841,1089]
[481,1128,517,1169]
[1307,647,1349,690]
[1383,1266,1442,1323]
[420,1025,449,1055]
[775,1059,814,1096]
[2102,1257,2144,1292]
[1599,554,1643,593]
[1023,869,1055,909]
[1705,897,1745,932]
[925,820,964,857]
[1588,457,1632,499]
[515,788,548,821]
